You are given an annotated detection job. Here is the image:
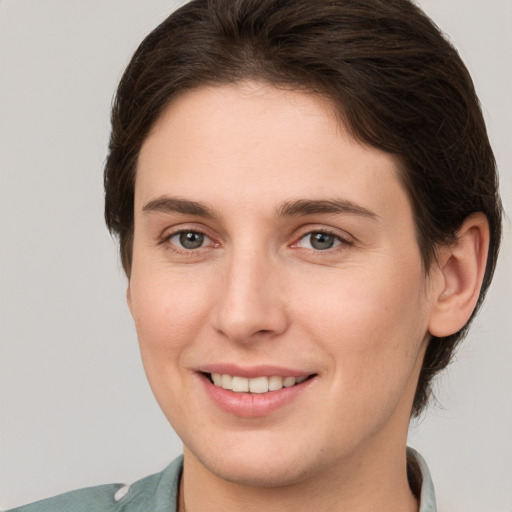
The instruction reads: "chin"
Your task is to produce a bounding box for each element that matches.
[205,451,316,488]
[183,431,331,489]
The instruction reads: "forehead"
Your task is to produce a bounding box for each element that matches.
[136,82,409,222]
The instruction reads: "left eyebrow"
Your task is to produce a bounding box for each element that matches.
[276,199,378,220]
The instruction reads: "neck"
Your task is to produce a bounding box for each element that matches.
[178,440,419,512]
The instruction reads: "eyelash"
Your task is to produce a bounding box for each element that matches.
[160,229,215,253]
[159,227,353,254]
[293,229,353,252]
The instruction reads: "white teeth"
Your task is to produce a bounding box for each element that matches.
[232,376,249,392]
[249,376,268,393]
[210,373,309,393]
[283,376,296,387]
[221,374,232,390]
[268,376,283,391]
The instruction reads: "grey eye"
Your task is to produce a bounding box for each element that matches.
[300,232,341,250]
[171,231,206,249]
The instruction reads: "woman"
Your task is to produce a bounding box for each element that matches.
[4,1,505,510]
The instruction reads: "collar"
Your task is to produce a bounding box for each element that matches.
[408,447,437,512]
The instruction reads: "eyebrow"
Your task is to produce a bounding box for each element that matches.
[142,196,378,221]
[142,197,217,218]
[277,199,378,220]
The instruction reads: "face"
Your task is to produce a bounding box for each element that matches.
[129,82,437,487]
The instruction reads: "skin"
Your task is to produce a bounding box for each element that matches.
[127,82,488,511]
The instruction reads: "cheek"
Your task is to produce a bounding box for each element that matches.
[128,267,217,423]
[294,260,429,398]
[129,267,214,362]
[298,258,425,335]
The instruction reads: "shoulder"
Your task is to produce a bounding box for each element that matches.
[5,483,128,512]
[5,456,183,512]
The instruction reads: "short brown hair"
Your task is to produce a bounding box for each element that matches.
[104,0,502,416]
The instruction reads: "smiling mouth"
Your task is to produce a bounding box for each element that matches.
[206,373,314,394]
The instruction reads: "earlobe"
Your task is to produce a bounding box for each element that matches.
[428,212,490,338]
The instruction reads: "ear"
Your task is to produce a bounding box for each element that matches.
[428,212,490,337]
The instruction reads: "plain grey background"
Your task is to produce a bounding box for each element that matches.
[0,1,511,510]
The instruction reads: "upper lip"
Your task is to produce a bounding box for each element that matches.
[198,363,315,379]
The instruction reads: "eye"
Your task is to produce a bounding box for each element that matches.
[168,230,210,250]
[298,231,344,251]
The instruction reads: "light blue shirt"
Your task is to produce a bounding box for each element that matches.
[7,448,436,511]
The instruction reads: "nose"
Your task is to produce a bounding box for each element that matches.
[211,250,289,343]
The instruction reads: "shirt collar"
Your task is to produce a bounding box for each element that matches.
[408,447,438,512]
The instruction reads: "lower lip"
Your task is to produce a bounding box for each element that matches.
[200,374,315,418]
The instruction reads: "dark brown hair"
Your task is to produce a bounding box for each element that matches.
[104,0,502,416]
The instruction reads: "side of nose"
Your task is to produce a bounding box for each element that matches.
[211,250,289,343]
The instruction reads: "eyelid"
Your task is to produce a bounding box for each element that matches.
[291,226,354,249]
[159,225,219,252]
[157,223,353,253]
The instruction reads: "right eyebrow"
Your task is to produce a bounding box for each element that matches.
[142,196,217,218]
